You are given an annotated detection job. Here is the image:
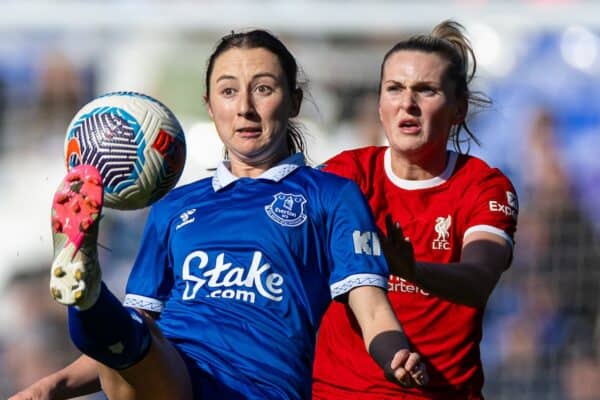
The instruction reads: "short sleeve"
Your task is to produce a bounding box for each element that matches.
[464,170,519,247]
[325,179,388,300]
[124,205,174,312]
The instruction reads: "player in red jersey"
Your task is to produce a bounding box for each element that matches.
[312,20,518,400]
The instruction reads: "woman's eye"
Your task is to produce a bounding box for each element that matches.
[255,85,273,95]
[222,88,236,96]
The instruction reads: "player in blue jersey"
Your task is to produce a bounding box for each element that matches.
[10,30,427,400]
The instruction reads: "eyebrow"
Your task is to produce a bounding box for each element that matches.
[215,74,236,83]
[253,73,279,81]
[382,79,440,86]
[215,72,280,83]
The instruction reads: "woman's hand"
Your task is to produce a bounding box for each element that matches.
[8,376,57,400]
[390,349,429,387]
[380,215,417,282]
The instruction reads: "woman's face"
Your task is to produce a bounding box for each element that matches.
[379,50,466,159]
[206,47,299,168]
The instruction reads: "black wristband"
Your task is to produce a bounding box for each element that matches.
[368,330,409,382]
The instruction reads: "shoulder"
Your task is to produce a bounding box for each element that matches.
[298,165,359,190]
[293,166,366,209]
[321,146,384,171]
[455,153,516,189]
[318,146,386,187]
[150,176,213,216]
[161,176,213,201]
[454,153,519,212]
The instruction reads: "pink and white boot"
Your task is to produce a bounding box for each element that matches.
[50,165,103,309]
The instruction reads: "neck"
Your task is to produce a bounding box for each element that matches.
[228,150,289,178]
[389,147,449,180]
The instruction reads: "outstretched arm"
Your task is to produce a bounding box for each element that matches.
[8,355,101,400]
[381,215,512,308]
[348,285,427,386]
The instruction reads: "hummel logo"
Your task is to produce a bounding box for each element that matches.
[176,209,196,230]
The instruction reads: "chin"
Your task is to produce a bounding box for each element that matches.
[389,139,423,153]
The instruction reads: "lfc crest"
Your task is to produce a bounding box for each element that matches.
[265,192,308,227]
[432,215,452,250]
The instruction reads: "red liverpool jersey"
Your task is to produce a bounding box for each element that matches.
[313,147,518,400]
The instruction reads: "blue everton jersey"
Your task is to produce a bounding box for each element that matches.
[124,154,388,400]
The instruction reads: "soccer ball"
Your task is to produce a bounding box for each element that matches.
[64,91,186,210]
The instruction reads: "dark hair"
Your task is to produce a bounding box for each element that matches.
[379,20,491,152]
[205,29,306,156]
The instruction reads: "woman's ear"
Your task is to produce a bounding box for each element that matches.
[204,95,214,120]
[453,96,468,125]
[290,88,303,118]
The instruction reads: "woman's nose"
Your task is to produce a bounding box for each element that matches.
[238,91,257,117]
[399,90,417,110]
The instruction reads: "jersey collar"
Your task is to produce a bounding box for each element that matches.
[384,148,458,190]
[212,153,306,192]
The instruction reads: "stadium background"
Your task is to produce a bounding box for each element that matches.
[0,1,599,398]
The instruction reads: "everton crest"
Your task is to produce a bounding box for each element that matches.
[265,192,307,227]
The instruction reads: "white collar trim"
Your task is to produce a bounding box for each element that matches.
[384,148,458,190]
[212,153,305,191]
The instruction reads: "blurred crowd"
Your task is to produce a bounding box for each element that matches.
[0,27,599,400]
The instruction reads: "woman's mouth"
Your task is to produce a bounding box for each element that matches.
[237,127,262,137]
[398,119,421,135]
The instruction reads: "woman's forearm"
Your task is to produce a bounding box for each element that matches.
[45,355,101,399]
